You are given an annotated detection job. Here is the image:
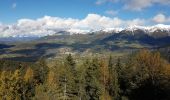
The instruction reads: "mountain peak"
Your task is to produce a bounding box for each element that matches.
[0,24,170,38]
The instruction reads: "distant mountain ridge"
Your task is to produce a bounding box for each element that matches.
[1,24,170,62]
[0,24,170,39]
[61,24,170,36]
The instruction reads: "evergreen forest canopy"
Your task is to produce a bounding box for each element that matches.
[0,49,170,100]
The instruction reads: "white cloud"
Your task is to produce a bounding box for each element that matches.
[123,0,153,11]
[76,14,121,30]
[123,0,170,11]
[12,3,17,9]
[2,13,168,37]
[95,0,170,11]
[152,13,166,23]
[126,18,146,26]
[152,13,170,23]
[0,13,154,37]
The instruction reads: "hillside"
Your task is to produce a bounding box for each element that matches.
[0,25,170,62]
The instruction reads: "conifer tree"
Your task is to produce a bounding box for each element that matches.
[84,58,101,100]
[65,54,76,75]
[35,58,49,85]
[65,54,75,67]
[107,56,121,100]
[61,54,78,99]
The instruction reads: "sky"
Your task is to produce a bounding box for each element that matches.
[0,0,170,37]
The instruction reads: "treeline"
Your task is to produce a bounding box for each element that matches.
[0,49,170,100]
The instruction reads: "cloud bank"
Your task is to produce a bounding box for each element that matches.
[0,13,169,37]
[152,13,170,23]
[96,0,170,11]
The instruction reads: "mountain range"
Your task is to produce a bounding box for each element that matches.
[0,24,170,39]
[0,24,170,62]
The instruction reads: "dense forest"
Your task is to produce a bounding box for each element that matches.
[0,49,170,100]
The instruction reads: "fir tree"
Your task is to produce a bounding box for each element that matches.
[35,58,49,85]
[108,56,121,100]
[84,59,101,100]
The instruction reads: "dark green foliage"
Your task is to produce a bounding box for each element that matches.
[108,56,121,100]
[119,50,170,100]
[34,58,49,85]
[65,54,76,68]
[63,54,78,99]
[0,50,170,100]
[84,59,101,100]
[0,60,35,71]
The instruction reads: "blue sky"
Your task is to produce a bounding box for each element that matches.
[0,0,170,23]
[0,0,170,37]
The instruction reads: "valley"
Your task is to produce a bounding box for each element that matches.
[1,25,170,62]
